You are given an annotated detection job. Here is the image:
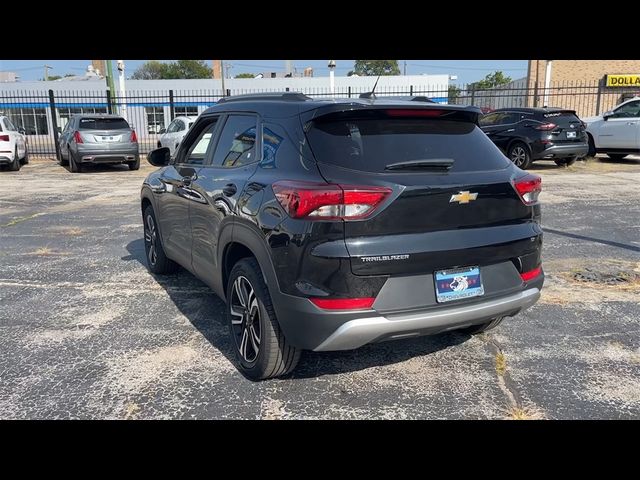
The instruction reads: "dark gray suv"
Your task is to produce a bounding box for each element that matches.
[57,114,139,172]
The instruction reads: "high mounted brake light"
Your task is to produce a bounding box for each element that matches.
[385,109,446,117]
[272,181,392,220]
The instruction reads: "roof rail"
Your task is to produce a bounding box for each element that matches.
[216,92,313,104]
[376,95,436,103]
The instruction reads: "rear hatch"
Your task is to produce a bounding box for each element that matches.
[77,117,133,146]
[539,110,586,143]
[304,107,541,276]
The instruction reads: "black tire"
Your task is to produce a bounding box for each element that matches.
[554,157,577,167]
[143,205,179,274]
[69,148,81,173]
[587,133,596,157]
[157,141,162,148]
[9,148,20,171]
[227,257,301,380]
[461,317,504,335]
[606,153,628,161]
[507,142,532,169]
[128,156,140,170]
[21,146,29,165]
[58,146,68,166]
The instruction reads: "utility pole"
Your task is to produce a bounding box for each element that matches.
[44,64,53,81]
[105,60,118,114]
[220,60,226,96]
[117,60,127,121]
[328,60,336,96]
[403,60,407,76]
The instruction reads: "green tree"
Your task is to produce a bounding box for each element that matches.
[131,60,212,80]
[43,73,74,81]
[235,73,256,79]
[470,71,512,90]
[448,85,461,104]
[353,60,400,76]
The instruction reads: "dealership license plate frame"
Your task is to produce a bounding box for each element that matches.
[434,266,484,303]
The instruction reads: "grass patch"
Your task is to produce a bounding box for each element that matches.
[1,213,44,227]
[495,352,507,376]
[64,227,85,236]
[506,407,544,420]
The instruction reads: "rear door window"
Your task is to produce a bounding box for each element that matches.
[79,118,130,130]
[306,113,510,173]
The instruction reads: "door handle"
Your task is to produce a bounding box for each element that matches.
[181,174,197,186]
[223,183,237,196]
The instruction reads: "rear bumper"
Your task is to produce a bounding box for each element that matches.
[315,287,540,351]
[0,155,14,164]
[78,152,138,163]
[533,143,588,160]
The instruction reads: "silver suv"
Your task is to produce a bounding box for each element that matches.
[57,114,139,172]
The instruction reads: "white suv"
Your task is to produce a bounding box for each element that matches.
[0,115,28,171]
[584,97,640,161]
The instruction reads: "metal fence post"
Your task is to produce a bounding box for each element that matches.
[106,89,113,114]
[470,87,475,106]
[48,90,61,160]
[348,86,351,98]
[595,79,603,115]
[533,81,538,107]
[169,90,175,121]
[410,85,413,96]
[226,89,231,97]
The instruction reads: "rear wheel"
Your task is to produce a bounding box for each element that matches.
[9,148,21,171]
[227,258,301,380]
[128,156,140,170]
[21,146,29,165]
[143,205,178,274]
[460,317,504,335]
[607,153,628,161]
[507,142,532,169]
[554,157,576,167]
[587,133,596,157]
[58,146,68,166]
[69,149,81,173]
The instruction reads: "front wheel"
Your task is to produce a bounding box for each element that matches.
[554,157,577,167]
[607,153,628,161]
[227,258,301,380]
[507,142,532,169]
[587,134,596,157]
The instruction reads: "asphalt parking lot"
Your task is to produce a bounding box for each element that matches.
[1,156,639,419]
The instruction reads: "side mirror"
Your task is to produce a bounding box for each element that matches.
[158,127,166,134]
[147,147,171,167]
[602,110,613,121]
[18,127,26,135]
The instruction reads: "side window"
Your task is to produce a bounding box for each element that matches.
[175,120,185,132]
[166,120,178,133]
[176,119,219,166]
[612,101,640,118]
[4,118,16,131]
[499,112,518,125]
[212,115,258,168]
[262,125,284,168]
[479,113,498,126]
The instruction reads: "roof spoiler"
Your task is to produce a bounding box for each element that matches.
[216,92,312,104]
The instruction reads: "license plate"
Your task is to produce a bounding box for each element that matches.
[435,266,484,303]
[566,131,577,138]
[98,135,119,142]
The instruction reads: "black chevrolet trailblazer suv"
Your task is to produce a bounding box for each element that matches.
[141,93,544,380]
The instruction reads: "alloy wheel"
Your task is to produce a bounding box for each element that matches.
[510,146,527,167]
[230,276,261,363]
[144,214,158,266]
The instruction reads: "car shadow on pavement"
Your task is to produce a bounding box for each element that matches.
[124,238,473,379]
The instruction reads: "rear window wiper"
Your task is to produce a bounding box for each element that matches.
[384,159,454,171]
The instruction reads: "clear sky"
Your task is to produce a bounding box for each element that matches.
[0,60,528,84]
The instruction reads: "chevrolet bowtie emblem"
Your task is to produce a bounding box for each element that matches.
[450,191,478,204]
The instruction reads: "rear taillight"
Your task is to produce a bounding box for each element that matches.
[310,297,375,310]
[0,135,9,142]
[130,130,138,143]
[272,181,392,220]
[73,131,83,144]
[521,266,543,282]
[533,122,557,131]
[513,174,542,205]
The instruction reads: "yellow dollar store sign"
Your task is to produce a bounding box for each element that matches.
[605,74,640,87]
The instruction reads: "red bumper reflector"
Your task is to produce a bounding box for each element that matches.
[521,267,542,282]
[310,297,375,310]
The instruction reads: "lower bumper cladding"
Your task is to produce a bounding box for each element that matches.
[313,287,540,351]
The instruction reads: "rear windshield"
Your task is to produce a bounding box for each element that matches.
[541,111,581,125]
[306,116,510,173]
[79,118,130,130]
